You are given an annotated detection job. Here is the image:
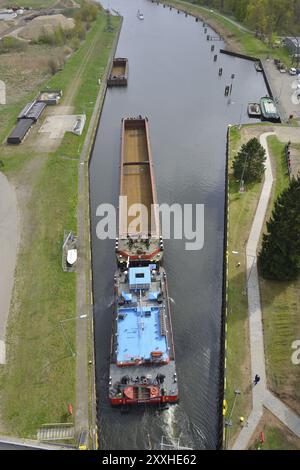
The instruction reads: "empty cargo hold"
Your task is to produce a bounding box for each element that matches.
[7,118,35,144]
[18,100,46,121]
[107,58,128,86]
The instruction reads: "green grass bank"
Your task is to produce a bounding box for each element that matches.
[225,125,300,448]
[0,9,120,438]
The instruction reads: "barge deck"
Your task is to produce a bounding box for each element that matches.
[107,58,128,86]
[117,117,162,267]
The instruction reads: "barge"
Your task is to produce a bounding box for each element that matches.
[109,117,178,406]
[107,58,128,87]
[109,265,178,405]
[247,102,261,118]
[260,96,280,122]
[116,117,163,267]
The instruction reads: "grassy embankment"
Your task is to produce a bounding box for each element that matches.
[260,136,300,416]
[0,10,120,438]
[162,0,290,65]
[225,125,263,446]
[2,0,57,8]
[226,125,300,448]
[249,410,300,450]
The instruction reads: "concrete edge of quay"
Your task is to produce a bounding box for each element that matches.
[0,435,75,450]
[76,14,124,450]
[220,127,230,450]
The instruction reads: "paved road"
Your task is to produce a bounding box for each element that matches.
[0,172,19,364]
[263,59,300,122]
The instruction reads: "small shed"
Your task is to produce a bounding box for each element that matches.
[38,90,63,105]
[18,100,46,122]
[7,118,35,145]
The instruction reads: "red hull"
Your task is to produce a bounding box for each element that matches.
[110,394,178,406]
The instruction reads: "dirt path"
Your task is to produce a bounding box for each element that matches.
[63,30,100,107]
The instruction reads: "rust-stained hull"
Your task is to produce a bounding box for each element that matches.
[107,58,128,86]
[116,117,163,266]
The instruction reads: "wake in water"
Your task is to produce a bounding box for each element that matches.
[160,405,194,450]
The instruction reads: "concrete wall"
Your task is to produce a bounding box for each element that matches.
[0,80,6,105]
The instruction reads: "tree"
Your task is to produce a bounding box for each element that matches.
[259,177,300,280]
[232,137,266,183]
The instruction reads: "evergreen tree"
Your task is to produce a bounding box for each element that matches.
[232,137,266,183]
[259,177,300,280]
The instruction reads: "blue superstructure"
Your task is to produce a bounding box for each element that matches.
[116,266,169,366]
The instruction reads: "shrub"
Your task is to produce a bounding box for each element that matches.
[0,37,28,54]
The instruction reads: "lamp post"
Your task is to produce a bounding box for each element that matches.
[239,148,250,192]
[59,314,88,357]
[224,389,241,449]
[238,103,244,129]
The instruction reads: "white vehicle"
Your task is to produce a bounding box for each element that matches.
[289,67,297,75]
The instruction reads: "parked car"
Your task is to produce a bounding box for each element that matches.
[289,67,297,75]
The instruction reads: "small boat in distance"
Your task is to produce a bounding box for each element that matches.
[137,9,144,20]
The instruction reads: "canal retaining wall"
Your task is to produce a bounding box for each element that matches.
[220,49,284,123]
[220,126,230,450]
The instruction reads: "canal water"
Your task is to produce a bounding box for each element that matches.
[90,0,268,450]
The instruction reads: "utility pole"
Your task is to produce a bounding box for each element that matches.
[224,389,241,449]
[59,314,88,357]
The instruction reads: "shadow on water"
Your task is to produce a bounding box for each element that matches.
[90,0,269,449]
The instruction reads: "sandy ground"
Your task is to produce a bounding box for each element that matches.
[18,14,75,41]
[0,172,19,364]
[39,113,84,138]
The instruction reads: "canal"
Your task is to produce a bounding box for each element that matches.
[90,0,268,450]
